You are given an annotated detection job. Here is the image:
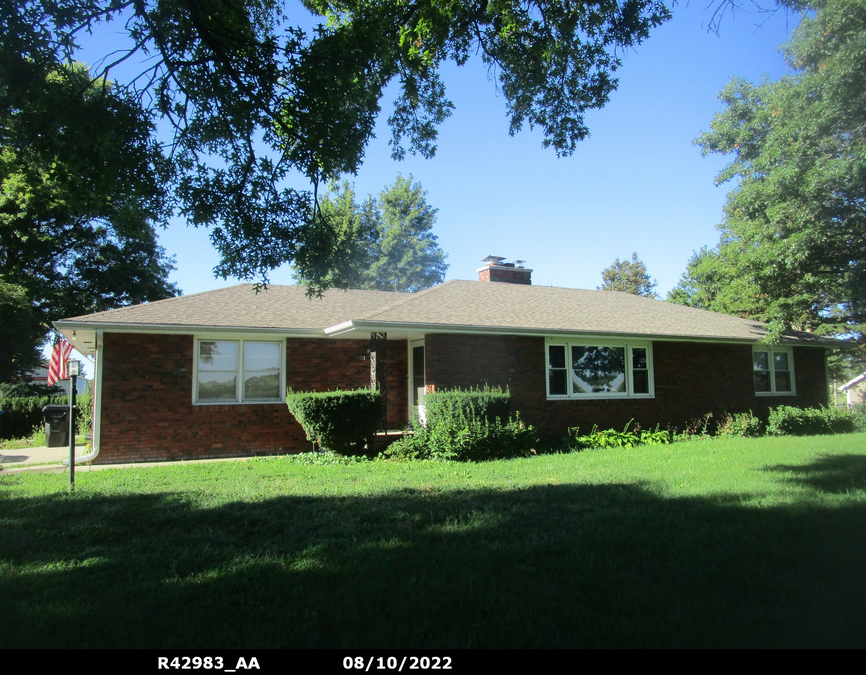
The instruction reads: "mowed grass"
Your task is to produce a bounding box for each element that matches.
[2,434,866,649]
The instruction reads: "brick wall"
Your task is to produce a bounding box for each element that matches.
[97,333,407,464]
[478,266,532,284]
[424,334,828,439]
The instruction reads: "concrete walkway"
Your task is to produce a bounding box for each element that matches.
[0,444,72,472]
[0,445,261,475]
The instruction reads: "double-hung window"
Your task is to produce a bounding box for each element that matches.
[547,340,654,399]
[195,339,285,404]
[753,347,795,395]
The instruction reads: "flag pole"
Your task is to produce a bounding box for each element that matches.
[66,360,81,492]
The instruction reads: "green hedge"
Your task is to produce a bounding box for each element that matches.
[0,395,65,440]
[766,405,857,436]
[0,394,93,441]
[285,389,384,454]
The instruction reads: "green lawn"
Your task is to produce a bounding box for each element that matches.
[2,434,866,648]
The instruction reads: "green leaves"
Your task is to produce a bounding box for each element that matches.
[294,174,448,292]
[0,61,179,377]
[686,0,866,349]
[2,1,672,288]
[599,252,658,297]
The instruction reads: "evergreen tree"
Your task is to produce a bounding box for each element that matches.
[295,175,448,292]
[599,253,658,297]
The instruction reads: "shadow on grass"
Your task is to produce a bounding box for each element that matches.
[1,476,865,649]
[765,453,866,494]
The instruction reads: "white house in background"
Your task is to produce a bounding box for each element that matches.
[29,362,89,395]
[839,372,866,408]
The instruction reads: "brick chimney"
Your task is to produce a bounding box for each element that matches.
[477,255,532,285]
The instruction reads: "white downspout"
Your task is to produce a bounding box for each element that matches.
[64,328,102,466]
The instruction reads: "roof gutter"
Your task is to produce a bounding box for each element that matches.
[323,319,838,347]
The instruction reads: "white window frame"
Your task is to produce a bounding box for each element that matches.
[753,346,796,396]
[193,337,286,405]
[546,339,655,400]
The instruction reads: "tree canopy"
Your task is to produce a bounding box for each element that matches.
[599,252,658,297]
[1,0,672,289]
[0,61,179,380]
[674,0,866,354]
[294,175,448,292]
[0,282,43,382]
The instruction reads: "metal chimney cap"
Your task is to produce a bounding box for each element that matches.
[481,255,507,264]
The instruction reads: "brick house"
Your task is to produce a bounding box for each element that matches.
[54,257,833,464]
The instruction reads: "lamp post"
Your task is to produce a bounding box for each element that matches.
[66,359,80,491]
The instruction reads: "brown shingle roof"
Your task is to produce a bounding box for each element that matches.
[340,281,828,344]
[57,284,402,331]
[55,280,834,345]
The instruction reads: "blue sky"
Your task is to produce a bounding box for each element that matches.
[143,2,801,297]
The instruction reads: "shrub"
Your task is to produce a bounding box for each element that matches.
[423,386,512,428]
[0,395,67,440]
[285,389,384,455]
[766,405,857,436]
[717,410,765,438]
[384,387,536,462]
[386,412,536,462]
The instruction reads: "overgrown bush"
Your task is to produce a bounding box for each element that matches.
[423,386,512,428]
[386,412,537,461]
[384,387,536,461]
[717,410,765,438]
[285,389,384,455]
[766,405,857,436]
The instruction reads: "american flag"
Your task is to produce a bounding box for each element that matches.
[47,339,74,386]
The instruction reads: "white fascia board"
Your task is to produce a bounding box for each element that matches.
[840,372,866,391]
[53,320,324,339]
[321,319,835,347]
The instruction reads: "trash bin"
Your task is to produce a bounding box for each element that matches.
[42,404,69,448]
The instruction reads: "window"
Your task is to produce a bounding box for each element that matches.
[547,341,653,399]
[195,339,284,404]
[753,347,795,395]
